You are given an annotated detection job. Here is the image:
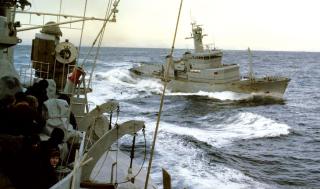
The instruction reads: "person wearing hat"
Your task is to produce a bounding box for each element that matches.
[42,147,60,188]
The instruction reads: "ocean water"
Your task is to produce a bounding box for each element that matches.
[14,46,320,189]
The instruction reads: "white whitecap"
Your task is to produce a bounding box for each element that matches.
[89,68,163,101]
[167,91,253,101]
[142,120,270,189]
[160,112,290,148]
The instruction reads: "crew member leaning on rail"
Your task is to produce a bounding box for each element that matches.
[0,78,78,189]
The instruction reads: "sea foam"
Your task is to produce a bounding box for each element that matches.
[154,112,290,148]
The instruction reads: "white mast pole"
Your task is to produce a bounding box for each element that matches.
[248,47,254,80]
[144,0,183,188]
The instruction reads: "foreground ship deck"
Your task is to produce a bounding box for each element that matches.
[0,0,159,188]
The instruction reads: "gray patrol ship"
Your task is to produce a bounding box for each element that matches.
[130,23,290,98]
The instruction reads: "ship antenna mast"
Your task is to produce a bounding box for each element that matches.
[144,0,183,188]
[248,47,255,80]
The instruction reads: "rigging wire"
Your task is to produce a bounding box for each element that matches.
[115,124,119,185]
[91,110,115,180]
[144,0,184,188]
[114,104,120,185]
[92,103,121,183]
[116,127,147,185]
[87,0,115,88]
[92,147,111,180]
[77,0,114,65]
[78,0,89,57]
[84,117,98,151]
[65,0,114,157]
[58,0,63,22]
[91,106,119,181]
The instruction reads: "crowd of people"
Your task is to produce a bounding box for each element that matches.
[0,79,78,189]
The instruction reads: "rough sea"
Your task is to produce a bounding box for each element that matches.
[14,46,320,189]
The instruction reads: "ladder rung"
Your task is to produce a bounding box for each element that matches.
[80,181,115,189]
[71,102,87,105]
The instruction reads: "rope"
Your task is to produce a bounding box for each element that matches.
[64,73,86,165]
[63,0,113,165]
[92,148,111,180]
[87,0,118,87]
[116,105,120,124]
[71,152,93,189]
[58,0,63,22]
[114,103,120,185]
[144,1,184,188]
[109,111,113,130]
[92,106,120,181]
[84,117,97,151]
[78,0,89,57]
[115,123,119,185]
[62,113,96,167]
[116,127,147,185]
[129,133,136,170]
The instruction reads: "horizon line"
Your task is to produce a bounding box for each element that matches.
[16,44,320,53]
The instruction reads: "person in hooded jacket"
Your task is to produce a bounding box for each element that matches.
[58,94,78,130]
[43,147,60,188]
[25,79,49,112]
[41,127,64,159]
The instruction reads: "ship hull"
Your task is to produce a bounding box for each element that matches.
[130,64,290,98]
[167,77,290,98]
[129,64,163,77]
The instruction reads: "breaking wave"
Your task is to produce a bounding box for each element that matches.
[159,112,290,148]
[88,68,163,103]
[167,90,285,104]
[138,116,274,189]
[167,91,252,101]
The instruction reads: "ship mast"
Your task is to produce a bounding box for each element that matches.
[0,0,31,100]
[144,0,183,188]
[185,23,207,53]
[248,47,255,80]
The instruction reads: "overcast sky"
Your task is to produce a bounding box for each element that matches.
[17,0,320,51]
